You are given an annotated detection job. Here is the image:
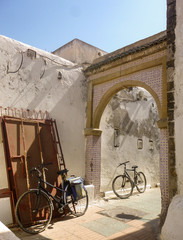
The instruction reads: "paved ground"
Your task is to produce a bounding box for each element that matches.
[11,188,161,240]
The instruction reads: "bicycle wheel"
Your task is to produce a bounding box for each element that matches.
[136,172,146,193]
[112,175,133,199]
[64,184,88,216]
[15,189,53,234]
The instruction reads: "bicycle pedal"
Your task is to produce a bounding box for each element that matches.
[58,207,64,214]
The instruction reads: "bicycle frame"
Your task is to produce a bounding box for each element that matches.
[37,175,67,205]
[15,166,89,235]
[123,164,138,186]
[112,161,146,199]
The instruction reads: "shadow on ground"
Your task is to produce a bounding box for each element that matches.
[11,188,161,240]
[11,214,77,240]
[99,205,147,222]
[110,218,161,240]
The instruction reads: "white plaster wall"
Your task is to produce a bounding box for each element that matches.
[0,198,12,225]
[0,35,86,178]
[161,1,183,239]
[174,0,183,194]
[0,125,12,225]
[53,39,107,65]
[0,129,8,189]
[100,88,160,192]
[161,195,183,240]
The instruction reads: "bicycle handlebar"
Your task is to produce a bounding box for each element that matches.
[30,167,42,177]
[117,161,130,167]
[30,162,52,177]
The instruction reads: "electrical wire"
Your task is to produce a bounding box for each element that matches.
[7,51,24,74]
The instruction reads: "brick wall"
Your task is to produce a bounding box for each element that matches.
[93,64,165,114]
[85,135,101,195]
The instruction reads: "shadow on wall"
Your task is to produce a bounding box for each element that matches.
[26,65,80,111]
[4,50,87,179]
[49,76,86,178]
[109,90,160,147]
[100,88,160,192]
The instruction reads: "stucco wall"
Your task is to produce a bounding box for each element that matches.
[100,87,160,192]
[161,0,183,239]
[0,128,12,225]
[0,35,86,179]
[53,39,107,65]
[161,194,183,240]
[174,0,183,194]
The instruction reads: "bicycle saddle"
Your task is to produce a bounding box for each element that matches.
[132,165,138,169]
[57,169,69,175]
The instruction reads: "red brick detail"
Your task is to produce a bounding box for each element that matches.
[93,65,163,114]
[160,128,169,220]
[85,135,101,194]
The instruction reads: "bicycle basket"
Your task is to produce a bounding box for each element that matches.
[68,177,84,200]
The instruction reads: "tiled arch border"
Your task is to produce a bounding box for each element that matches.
[85,50,168,224]
[93,76,163,129]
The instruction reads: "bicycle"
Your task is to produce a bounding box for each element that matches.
[15,163,88,234]
[112,161,146,199]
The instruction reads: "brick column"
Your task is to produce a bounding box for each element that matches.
[159,128,169,226]
[85,129,102,196]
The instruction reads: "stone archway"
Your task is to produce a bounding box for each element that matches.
[84,31,168,222]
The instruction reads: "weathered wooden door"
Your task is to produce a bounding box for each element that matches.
[2,117,64,221]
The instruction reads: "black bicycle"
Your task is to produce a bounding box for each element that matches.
[15,164,88,234]
[112,161,146,199]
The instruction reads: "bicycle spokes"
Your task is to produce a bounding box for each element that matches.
[65,184,88,216]
[136,172,146,193]
[15,190,53,234]
[112,162,146,199]
[112,175,133,199]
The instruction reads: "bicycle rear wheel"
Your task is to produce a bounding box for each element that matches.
[15,189,53,234]
[64,184,88,216]
[136,172,146,193]
[112,175,133,199]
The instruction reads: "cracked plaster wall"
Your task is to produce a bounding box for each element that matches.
[0,35,87,186]
[174,0,183,195]
[0,35,88,224]
[162,0,183,239]
[100,87,160,192]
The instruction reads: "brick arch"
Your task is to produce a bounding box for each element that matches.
[93,80,162,129]
[84,33,168,224]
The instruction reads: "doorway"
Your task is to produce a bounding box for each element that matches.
[100,87,160,194]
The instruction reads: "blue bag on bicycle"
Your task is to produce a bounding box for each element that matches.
[68,177,84,200]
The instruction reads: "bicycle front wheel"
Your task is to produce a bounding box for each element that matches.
[64,184,88,217]
[15,189,53,234]
[136,172,146,193]
[112,175,133,199]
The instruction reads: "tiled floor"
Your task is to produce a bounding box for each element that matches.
[11,188,161,240]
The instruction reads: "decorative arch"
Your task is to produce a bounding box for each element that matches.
[93,80,163,129]
[84,33,168,224]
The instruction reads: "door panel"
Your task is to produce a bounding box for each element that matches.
[2,117,64,222]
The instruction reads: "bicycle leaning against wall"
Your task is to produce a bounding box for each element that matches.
[112,161,146,199]
[15,164,88,234]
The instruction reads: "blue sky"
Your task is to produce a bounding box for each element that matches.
[0,0,166,53]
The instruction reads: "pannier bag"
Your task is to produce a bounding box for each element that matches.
[68,177,85,200]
